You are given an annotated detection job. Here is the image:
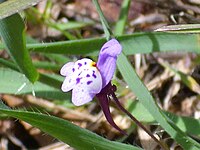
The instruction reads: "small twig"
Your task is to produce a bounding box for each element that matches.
[175,0,200,14]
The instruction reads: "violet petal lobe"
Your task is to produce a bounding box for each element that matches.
[97,39,122,88]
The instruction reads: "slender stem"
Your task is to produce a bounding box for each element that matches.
[111,93,169,150]
[92,0,113,40]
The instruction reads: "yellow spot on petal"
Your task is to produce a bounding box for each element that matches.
[91,61,96,67]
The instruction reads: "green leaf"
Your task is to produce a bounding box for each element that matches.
[0,0,42,19]
[1,32,200,55]
[0,68,69,100]
[0,101,141,150]
[17,32,199,55]
[92,0,113,40]
[44,53,70,64]
[33,61,61,70]
[0,58,61,71]
[114,0,131,35]
[0,58,18,71]
[52,21,94,30]
[0,58,62,90]
[128,100,200,137]
[28,37,105,54]
[0,13,39,83]
[117,53,200,150]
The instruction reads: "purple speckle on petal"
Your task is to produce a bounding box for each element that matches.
[76,78,81,84]
[87,81,93,85]
[84,62,87,65]
[92,74,97,78]
[78,63,82,68]
[92,71,97,78]
[78,71,82,76]
[72,68,75,72]
[86,74,90,77]
[102,46,108,52]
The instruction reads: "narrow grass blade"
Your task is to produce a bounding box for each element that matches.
[0,58,61,90]
[17,32,200,55]
[0,101,141,150]
[0,13,39,83]
[114,0,131,35]
[0,0,43,19]
[0,68,69,100]
[53,21,94,30]
[127,100,200,137]
[92,0,113,40]
[33,61,60,70]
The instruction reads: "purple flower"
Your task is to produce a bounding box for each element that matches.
[60,39,127,134]
[97,39,122,88]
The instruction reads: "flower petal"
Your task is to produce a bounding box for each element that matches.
[72,68,102,105]
[72,88,96,106]
[100,39,122,57]
[69,58,102,106]
[61,76,76,92]
[60,62,75,77]
[97,39,122,88]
